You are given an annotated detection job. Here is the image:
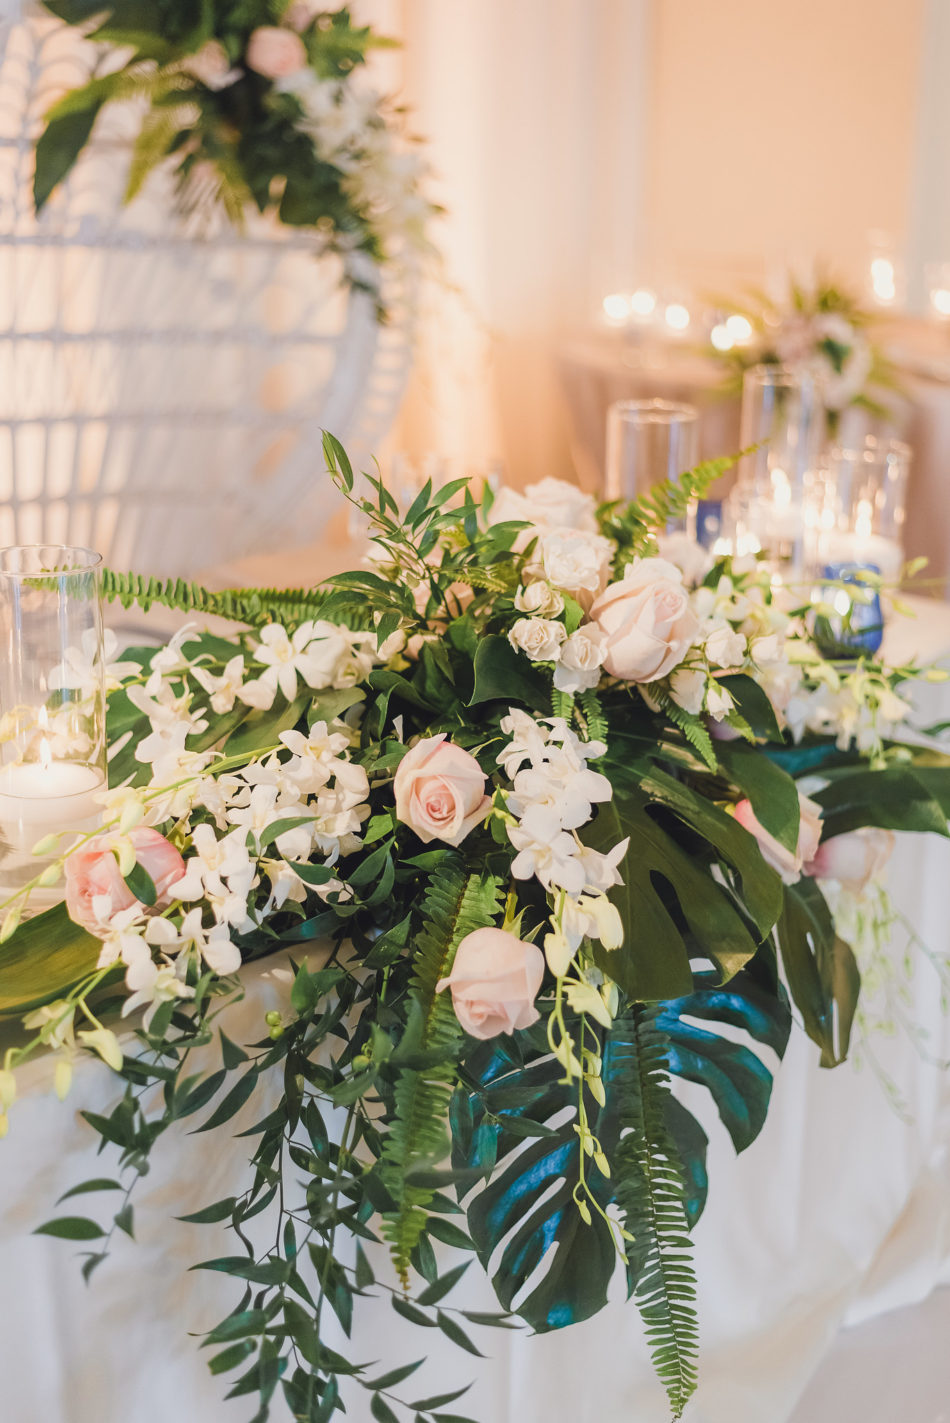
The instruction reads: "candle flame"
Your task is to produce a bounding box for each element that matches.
[39,737,52,771]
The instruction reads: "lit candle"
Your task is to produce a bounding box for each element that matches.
[0,735,104,906]
[817,503,903,582]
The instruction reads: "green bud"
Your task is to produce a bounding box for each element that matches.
[593,1150,611,1179]
[0,905,21,943]
[54,1059,72,1102]
[264,1010,281,1027]
[352,1054,370,1071]
[577,1199,592,1226]
[268,1025,283,1040]
[30,833,60,857]
[38,863,61,888]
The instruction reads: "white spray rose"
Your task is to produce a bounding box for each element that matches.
[508,618,567,662]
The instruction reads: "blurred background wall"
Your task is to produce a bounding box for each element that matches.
[364,0,950,485]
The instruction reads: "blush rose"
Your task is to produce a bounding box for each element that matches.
[734,792,823,885]
[437,927,544,1039]
[589,557,700,683]
[245,26,307,79]
[806,827,895,890]
[393,735,491,847]
[65,827,187,936]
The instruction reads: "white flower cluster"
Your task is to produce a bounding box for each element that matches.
[499,709,627,977]
[97,720,370,1026]
[277,71,431,253]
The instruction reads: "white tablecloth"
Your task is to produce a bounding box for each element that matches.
[3,604,950,1423]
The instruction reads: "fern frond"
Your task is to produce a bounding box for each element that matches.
[455,565,517,594]
[578,689,608,747]
[101,570,329,627]
[551,688,574,721]
[381,865,504,1285]
[630,454,739,532]
[615,1006,699,1420]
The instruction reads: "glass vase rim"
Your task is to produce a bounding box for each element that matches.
[609,397,699,424]
[825,436,912,462]
[0,544,103,579]
[743,361,817,385]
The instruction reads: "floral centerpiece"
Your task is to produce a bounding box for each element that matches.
[34,2,435,300]
[1,439,949,1422]
[707,275,901,434]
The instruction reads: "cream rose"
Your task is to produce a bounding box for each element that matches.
[508,617,566,662]
[437,927,544,1039]
[522,477,598,533]
[393,735,491,846]
[589,557,700,683]
[532,529,613,612]
[553,625,608,694]
[734,792,823,885]
[704,621,747,669]
[514,581,564,617]
[245,25,307,79]
[65,828,187,936]
[805,827,894,889]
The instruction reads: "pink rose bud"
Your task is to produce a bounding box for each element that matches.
[437,927,544,1039]
[734,792,823,885]
[65,827,186,937]
[805,827,895,890]
[245,25,307,79]
[393,735,491,847]
[588,557,700,683]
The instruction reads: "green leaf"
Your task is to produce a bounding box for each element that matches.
[371,1395,400,1423]
[35,1216,105,1241]
[367,1361,424,1390]
[435,1310,483,1357]
[468,635,549,712]
[124,860,157,907]
[34,75,121,209]
[715,741,801,852]
[178,1197,238,1225]
[0,903,100,1017]
[56,1178,122,1204]
[776,878,860,1067]
[194,1071,258,1133]
[416,1262,470,1306]
[718,673,783,741]
[816,766,949,839]
[220,1031,249,1070]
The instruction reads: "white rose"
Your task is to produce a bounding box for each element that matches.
[522,477,598,533]
[669,667,706,715]
[515,581,565,616]
[706,683,735,720]
[589,557,700,683]
[508,617,566,662]
[553,625,608,694]
[532,528,614,611]
[704,621,747,668]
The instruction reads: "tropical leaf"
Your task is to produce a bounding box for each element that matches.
[452,964,790,1354]
[0,903,100,1016]
[776,877,860,1068]
[583,783,780,1001]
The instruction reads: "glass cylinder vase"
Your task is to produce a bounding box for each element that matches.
[0,545,106,912]
[732,364,823,575]
[806,437,910,581]
[605,398,700,509]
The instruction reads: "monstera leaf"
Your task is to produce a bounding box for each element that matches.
[451,961,793,1332]
[583,774,783,1001]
